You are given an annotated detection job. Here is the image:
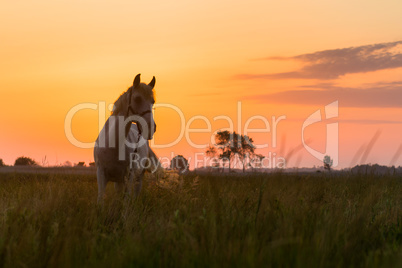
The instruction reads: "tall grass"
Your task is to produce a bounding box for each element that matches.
[0,172,401,267]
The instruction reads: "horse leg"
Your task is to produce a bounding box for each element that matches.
[97,166,107,204]
[114,182,125,196]
[134,171,144,198]
[128,169,144,198]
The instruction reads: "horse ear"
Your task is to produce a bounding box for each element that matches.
[148,76,156,89]
[133,74,141,88]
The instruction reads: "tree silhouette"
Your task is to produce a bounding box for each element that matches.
[206,145,220,169]
[214,131,256,172]
[0,158,5,167]
[323,155,333,171]
[14,156,37,166]
[170,155,189,174]
[215,131,237,172]
[206,145,217,158]
[238,135,256,172]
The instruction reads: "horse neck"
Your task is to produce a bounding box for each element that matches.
[108,115,131,144]
[113,102,130,118]
[112,101,133,137]
[101,113,132,149]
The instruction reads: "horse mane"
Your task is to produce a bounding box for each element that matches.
[111,83,155,115]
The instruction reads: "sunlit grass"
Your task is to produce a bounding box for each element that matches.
[0,171,401,267]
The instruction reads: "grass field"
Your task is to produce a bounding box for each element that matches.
[0,170,401,267]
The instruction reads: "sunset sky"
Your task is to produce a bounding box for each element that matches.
[1,0,402,169]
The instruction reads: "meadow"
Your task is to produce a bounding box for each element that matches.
[0,169,401,267]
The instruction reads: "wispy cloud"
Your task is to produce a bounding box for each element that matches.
[239,41,402,80]
[246,81,402,107]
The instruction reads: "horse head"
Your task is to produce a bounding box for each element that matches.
[127,74,156,140]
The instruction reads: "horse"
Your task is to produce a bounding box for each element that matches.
[94,74,161,202]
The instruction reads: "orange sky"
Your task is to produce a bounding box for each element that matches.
[1,0,402,169]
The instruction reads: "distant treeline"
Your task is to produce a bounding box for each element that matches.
[0,157,95,168]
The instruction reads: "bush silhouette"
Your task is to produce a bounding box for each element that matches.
[170,155,189,174]
[14,156,37,166]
